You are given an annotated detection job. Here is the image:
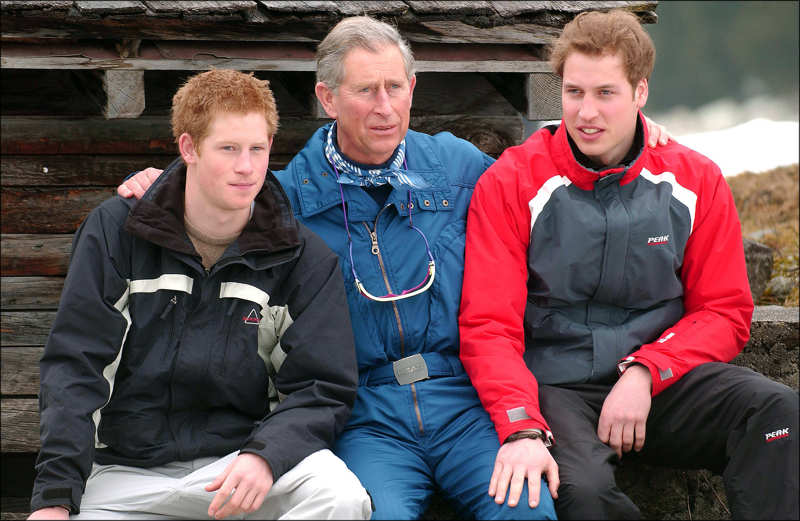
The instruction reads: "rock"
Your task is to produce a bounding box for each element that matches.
[765,275,796,301]
[743,238,774,301]
[733,305,800,390]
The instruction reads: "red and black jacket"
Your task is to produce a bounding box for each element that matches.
[459,112,753,443]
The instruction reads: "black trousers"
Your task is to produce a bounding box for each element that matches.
[539,362,799,520]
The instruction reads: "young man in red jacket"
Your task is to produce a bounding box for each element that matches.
[459,9,798,520]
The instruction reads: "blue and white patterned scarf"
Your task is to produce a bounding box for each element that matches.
[324,121,427,189]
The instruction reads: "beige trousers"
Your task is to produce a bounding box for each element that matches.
[72,449,371,520]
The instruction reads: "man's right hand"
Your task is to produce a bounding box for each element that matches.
[489,437,559,509]
[28,506,69,520]
[117,167,163,199]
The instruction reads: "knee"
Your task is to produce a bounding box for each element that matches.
[300,460,372,519]
[469,479,556,520]
[311,483,372,520]
[556,471,639,520]
[751,382,799,426]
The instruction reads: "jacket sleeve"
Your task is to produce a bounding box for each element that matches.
[459,153,552,444]
[623,161,754,395]
[240,225,358,480]
[31,203,132,514]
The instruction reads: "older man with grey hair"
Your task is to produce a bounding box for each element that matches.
[119,15,670,519]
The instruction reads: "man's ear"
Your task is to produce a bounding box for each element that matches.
[315,82,338,119]
[408,74,416,102]
[634,78,649,109]
[178,133,198,164]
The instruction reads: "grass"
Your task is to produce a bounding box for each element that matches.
[726,163,799,306]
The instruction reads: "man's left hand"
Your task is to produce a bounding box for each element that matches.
[597,364,652,459]
[643,115,673,148]
[206,453,274,519]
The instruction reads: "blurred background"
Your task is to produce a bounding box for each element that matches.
[644,0,798,177]
[640,1,798,307]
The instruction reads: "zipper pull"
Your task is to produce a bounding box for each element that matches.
[369,231,379,255]
[160,295,177,319]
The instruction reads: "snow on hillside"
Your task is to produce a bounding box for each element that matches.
[675,119,799,177]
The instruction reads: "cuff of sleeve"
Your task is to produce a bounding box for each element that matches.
[618,354,674,396]
[30,485,80,515]
[497,419,551,445]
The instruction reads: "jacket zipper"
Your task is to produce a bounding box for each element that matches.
[362,213,425,434]
[160,295,178,362]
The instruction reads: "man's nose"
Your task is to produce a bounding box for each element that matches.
[578,95,599,120]
[234,150,254,174]
[373,86,392,115]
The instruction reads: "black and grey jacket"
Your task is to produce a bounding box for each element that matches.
[31,158,358,514]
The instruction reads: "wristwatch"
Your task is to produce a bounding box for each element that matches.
[504,428,552,447]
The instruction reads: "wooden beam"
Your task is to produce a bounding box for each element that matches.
[0,1,72,11]
[0,312,55,347]
[1,348,43,396]
[1,187,113,234]
[145,1,257,15]
[103,70,146,119]
[0,234,73,277]
[406,1,494,15]
[74,1,146,15]
[1,155,176,187]
[0,115,323,157]
[1,40,552,72]
[0,399,39,452]
[526,72,562,121]
[1,277,64,310]
[402,20,562,45]
[335,1,407,16]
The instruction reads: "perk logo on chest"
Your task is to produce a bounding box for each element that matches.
[647,234,670,245]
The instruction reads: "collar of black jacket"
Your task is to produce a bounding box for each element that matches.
[124,157,301,257]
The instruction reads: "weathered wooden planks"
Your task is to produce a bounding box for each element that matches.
[1,155,175,186]
[1,1,658,43]
[145,1,257,15]
[1,109,523,163]
[0,277,64,311]
[1,187,112,234]
[0,399,40,452]
[406,1,495,15]
[1,348,43,395]
[2,40,551,72]
[0,312,56,347]
[0,115,321,156]
[103,70,146,119]
[74,1,146,15]
[1,116,175,155]
[0,234,73,276]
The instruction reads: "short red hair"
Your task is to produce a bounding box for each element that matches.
[171,69,279,148]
